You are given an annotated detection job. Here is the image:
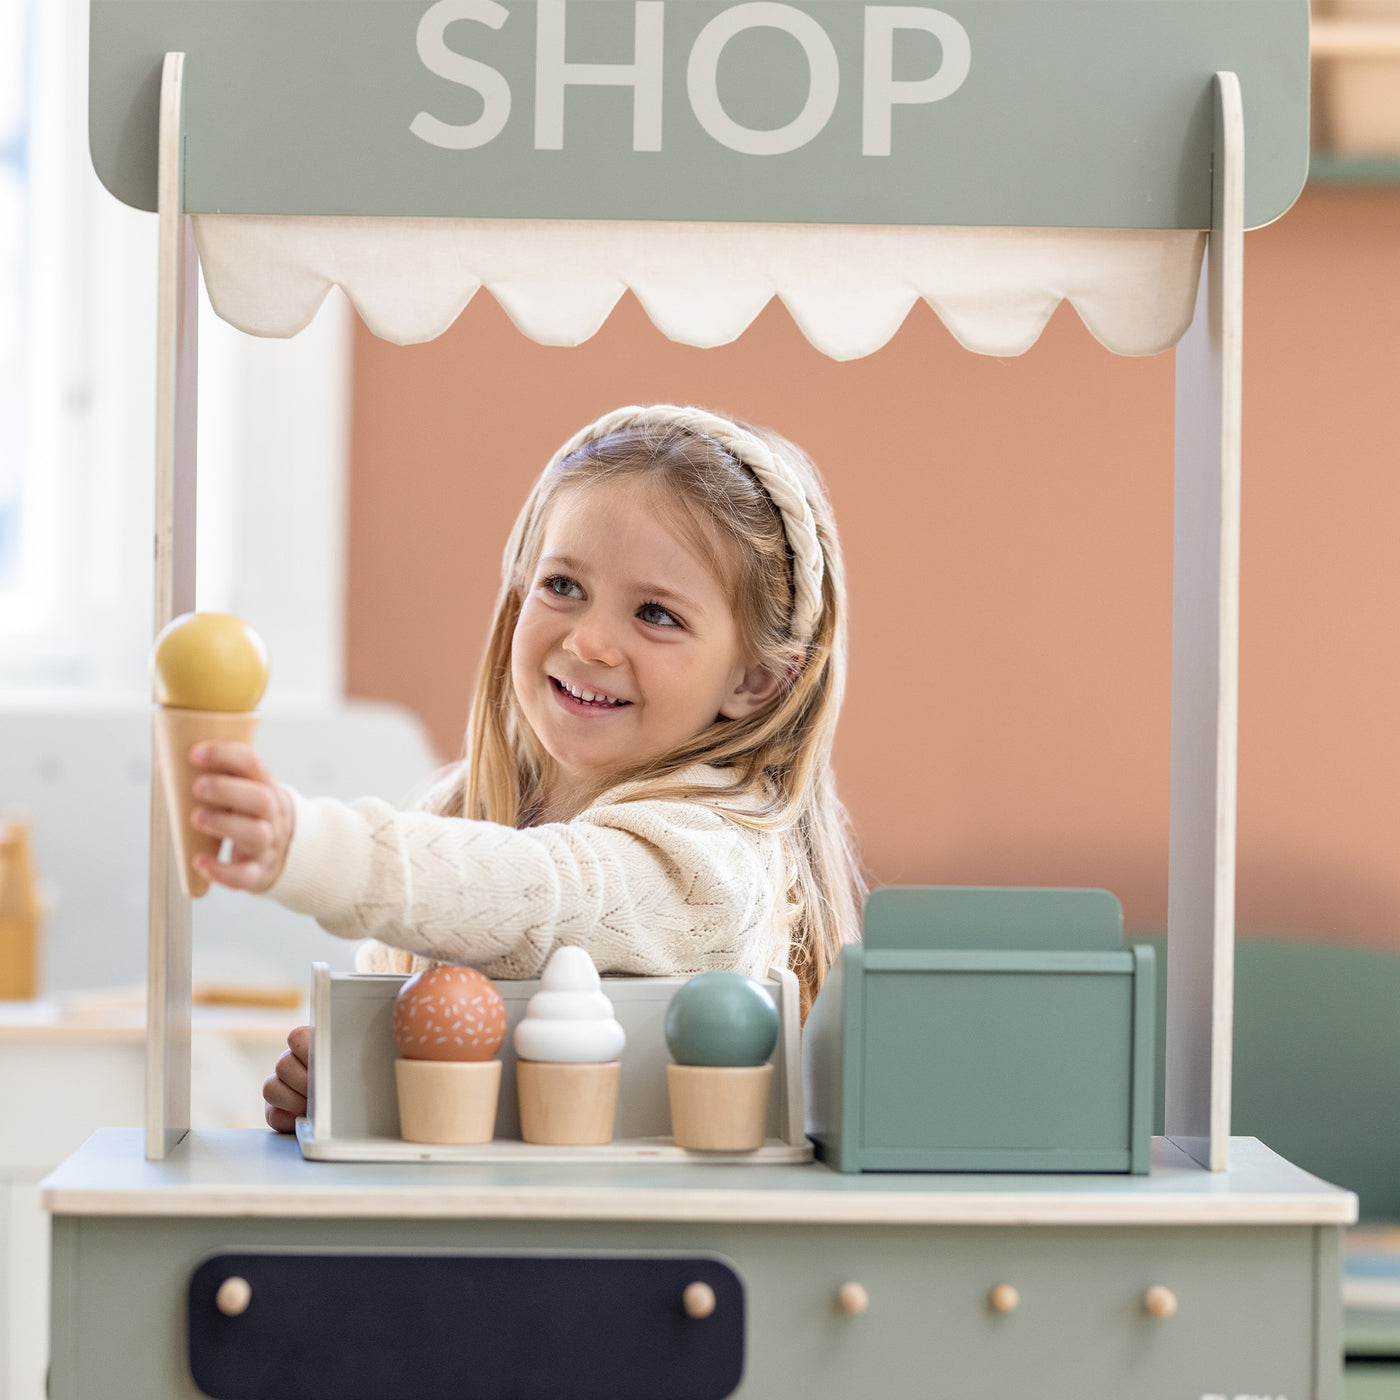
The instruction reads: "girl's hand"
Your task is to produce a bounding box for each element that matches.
[187,741,295,894]
[263,1025,310,1133]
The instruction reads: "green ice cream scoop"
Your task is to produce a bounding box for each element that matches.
[664,972,779,1067]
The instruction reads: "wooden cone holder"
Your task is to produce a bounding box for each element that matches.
[394,1059,502,1144]
[668,1064,774,1152]
[516,1061,621,1145]
[152,707,260,898]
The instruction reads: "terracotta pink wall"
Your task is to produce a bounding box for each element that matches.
[348,187,1400,945]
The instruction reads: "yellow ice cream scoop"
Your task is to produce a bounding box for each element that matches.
[152,613,269,712]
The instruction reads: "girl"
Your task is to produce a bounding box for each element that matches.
[187,405,862,1131]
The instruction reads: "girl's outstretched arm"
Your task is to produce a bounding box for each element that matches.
[266,776,788,982]
[187,741,296,893]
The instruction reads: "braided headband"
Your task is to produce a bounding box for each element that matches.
[547,405,824,645]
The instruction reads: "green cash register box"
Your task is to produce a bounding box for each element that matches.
[803,887,1155,1174]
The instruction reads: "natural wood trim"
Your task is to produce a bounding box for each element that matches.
[1312,18,1400,58]
[40,1182,1359,1225]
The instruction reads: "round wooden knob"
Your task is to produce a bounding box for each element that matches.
[988,1284,1020,1314]
[836,1282,869,1315]
[215,1277,252,1317]
[1142,1285,1178,1319]
[682,1282,717,1319]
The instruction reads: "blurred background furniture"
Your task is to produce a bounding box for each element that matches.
[0,700,438,1400]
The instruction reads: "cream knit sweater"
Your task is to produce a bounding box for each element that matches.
[266,765,794,982]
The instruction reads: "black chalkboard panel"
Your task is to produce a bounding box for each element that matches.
[188,1252,744,1400]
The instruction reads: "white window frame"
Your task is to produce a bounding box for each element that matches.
[0,0,349,707]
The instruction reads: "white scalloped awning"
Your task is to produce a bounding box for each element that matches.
[193,216,1205,362]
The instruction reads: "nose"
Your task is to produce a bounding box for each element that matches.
[563,610,623,668]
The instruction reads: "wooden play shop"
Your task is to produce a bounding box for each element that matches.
[46,2,1355,1397]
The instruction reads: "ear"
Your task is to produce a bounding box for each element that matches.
[718,663,783,721]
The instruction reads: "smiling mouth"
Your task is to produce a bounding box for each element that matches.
[551,677,631,708]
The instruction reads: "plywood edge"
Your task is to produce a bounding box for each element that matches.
[766,963,806,1147]
[146,49,196,1161]
[1165,70,1243,1172]
[40,1184,1359,1226]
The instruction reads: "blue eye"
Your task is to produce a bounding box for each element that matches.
[543,574,583,599]
[639,602,680,628]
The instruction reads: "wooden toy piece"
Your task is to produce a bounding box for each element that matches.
[152,707,261,898]
[392,966,507,1144]
[0,819,43,999]
[394,1059,503,1145]
[513,948,625,1145]
[298,963,812,1164]
[665,972,779,1152]
[152,613,270,712]
[988,1284,1020,1314]
[835,1282,869,1316]
[1141,1285,1178,1319]
[392,965,507,1063]
[516,1061,621,1146]
[667,1064,773,1153]
[663,972,779,1067]
[150,612,269,899]
[214,1277,252,1317]
[681,1282,717,1320]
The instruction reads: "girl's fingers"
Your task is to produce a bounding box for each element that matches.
[263,1071,307,1116]
[189,740,270,781]
[275,1044,309,1096]
[193,851,277,893]
[192,807,275,856]
[286,1025,311,1068]
[263,1028,312,1133]
[184,767,292,895]
[191,773,277,819]
[265,1103,297,1134]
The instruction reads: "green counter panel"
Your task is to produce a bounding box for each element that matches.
[805,888,1155,1174]
[1347,1367,1400,1400]
[51,1214,1341,1400]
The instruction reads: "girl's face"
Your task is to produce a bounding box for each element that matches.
[511,478,778,807]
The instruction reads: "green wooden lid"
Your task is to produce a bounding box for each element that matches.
[863,886,1124,951]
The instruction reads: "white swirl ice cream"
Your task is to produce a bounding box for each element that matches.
[513,947,626,1063]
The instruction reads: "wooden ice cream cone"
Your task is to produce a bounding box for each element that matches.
[152,706,260,898]
[668,1063,774,1152]
[516,1061,621,1145]
[395,1058,502,1144]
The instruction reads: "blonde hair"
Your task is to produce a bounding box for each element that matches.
[435,408,863,1014]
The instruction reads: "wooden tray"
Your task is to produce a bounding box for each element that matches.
[299,964,811,1166]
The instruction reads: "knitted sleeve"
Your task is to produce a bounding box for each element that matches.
[267,785,790,981]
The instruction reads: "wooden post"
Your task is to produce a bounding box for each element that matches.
[1166,71,1244,1172]
[147,50,197,1160]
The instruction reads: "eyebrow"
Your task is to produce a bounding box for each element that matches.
[538,555,706,615]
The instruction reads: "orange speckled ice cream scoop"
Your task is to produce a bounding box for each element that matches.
[393,964,507,1062]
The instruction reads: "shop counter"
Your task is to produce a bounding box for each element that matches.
[45,1129,1354,1400]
